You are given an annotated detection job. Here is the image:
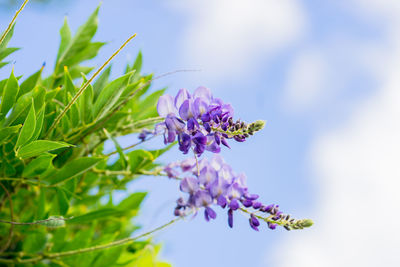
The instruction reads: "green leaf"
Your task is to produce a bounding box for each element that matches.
[0,47,19,61]
[134,89,166,120]
[18,67,43,98]
[3,91,31,126]
[56,188,69,215]
[103,128,128,168]
[46,157,103,185]
[62,41,105,67]
[56,17,72,62]
[0,24,15,48]
[0,70,19,120]
[0,25,18,69]
[67,208,124,224]
[22,153,56,178]
[93,72,133,119]
[36,188,46,220]
[79,74,93,124]
[31,108,45,141]
[127,150,154,173]
[17,140,73,159]
[93,65,111,101]
[32,85,46,113]
[0,125,21,145]
[15,99,36,148]
[22,231,47,253]
[118,192,147,211]
[149,142,176,159]
[56,7,99,73]
[67,92,80,127]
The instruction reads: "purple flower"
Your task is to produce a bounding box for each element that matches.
[228,209,234,228]
[170,155,293,231]
[157,94,176,117]
[180,177,199,194]
[204,207,217,221]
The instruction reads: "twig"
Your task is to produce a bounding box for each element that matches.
[0,216,72,225]
[0,0,29,47]
[0,217,182,264]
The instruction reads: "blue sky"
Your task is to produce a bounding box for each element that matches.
[1,0,399,266]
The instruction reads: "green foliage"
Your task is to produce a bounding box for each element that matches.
[0,7,172,266]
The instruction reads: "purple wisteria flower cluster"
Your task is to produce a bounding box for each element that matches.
[164,155,312,231]
[155,87,265,156]
[150,86,312,232]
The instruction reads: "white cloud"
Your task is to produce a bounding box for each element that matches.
[170,0,307,82]
[272,2,400,267]
[282,49,328,111]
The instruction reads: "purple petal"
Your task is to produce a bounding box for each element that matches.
[179,99,195,121]
[193,98,209,118]
[193,86,212,103]
[180,177,199,193]
[205,207,217,220]
[221,138,230,148]
[157,94,176,117]
[242,199,253,208]
[199,166,218,185]
[252,201,262,209]
[228,209,233,228]
[250,214,260,227]
[229,198,239,210]
[268,222,277,230]
[217,195,227,208]
[201,113,211,122]
[194,190,213,207]
[175,88,191,109]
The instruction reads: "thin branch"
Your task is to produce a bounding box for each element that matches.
[0,216,72,226]
[44,33,137,138]
[0,182,14,253]
[0,216,182,264]
[0,0,29,46]
[105,134,158,157]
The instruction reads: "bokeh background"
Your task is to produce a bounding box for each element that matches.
[1,0,399,266]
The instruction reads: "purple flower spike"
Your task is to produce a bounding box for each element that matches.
[228,209,233,228]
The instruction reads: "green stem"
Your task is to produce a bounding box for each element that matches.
[0,0,29,47]
[0,216,72,225]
